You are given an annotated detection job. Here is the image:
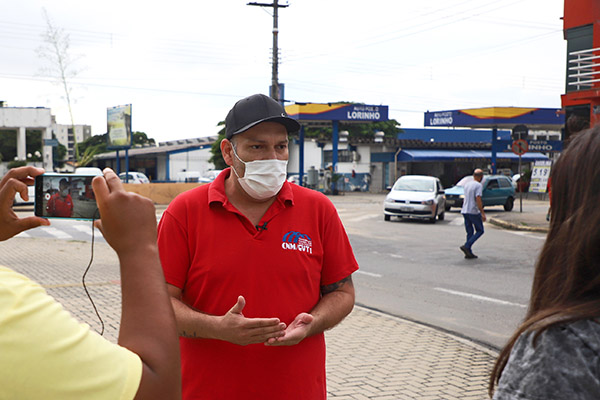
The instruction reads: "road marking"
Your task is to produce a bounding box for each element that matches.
[449,218,463,226]
[40,227,73,239]
[356,270,383,278]
[434,287,527,308]
[506,231,546,240]
[72,224,96,235]
[371,251,402,259]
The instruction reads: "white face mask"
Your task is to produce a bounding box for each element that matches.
[231,145,288,200]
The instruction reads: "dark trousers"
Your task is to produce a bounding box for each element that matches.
[462,213,484,250]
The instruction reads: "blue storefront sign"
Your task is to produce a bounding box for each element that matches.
[492,140,563,153]
[424,107,564,128]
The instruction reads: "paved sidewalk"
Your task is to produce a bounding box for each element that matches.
[486,195,550,233]
[0,236,497,399]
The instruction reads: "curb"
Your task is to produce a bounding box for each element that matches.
[488,217,549,233]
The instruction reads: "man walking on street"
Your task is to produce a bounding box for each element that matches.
[157,93,358,400]
[460,168,486,259]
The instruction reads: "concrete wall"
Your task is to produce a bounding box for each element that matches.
[122,182,206,204]
[168,147,214,181]
[334,144,371,174]
[288,139,322,174]
[0,108,52,127]
[157,155,168,181]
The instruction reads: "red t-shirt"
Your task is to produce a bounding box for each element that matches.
[46,193,73,217]
[157,169,359,400]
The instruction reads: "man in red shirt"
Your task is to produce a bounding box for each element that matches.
[158,94,358,399]
[46,178,73,217]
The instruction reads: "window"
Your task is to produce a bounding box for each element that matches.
[487,179,499,189]
[565,24,593,93]
[499,178,512,188]
[323,149,355,163]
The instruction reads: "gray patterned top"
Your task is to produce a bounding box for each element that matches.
[494,319,600,399]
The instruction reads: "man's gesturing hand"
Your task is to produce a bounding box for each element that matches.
[217,296,286,346]
[265,312,314,346]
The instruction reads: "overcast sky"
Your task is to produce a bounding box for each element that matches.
[1,0,565,143]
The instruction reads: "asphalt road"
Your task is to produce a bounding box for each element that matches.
[329,193,543,350]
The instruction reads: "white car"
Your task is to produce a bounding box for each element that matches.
[119,171,150,184]
[199,170,223,183]
[383,175,446,223]
[75,167,103,176]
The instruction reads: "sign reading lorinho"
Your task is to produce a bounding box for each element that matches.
[285,102,389,122]
[346,105,383,121]
[426,111,454,126]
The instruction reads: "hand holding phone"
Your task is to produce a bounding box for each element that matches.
[92,168,157,255]
[0,167,50,241]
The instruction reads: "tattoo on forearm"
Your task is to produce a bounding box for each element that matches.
[181,330,198,338]
[321,275,353,295]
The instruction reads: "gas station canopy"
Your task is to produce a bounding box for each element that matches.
[285,102,389,126]
[283,102,389,189]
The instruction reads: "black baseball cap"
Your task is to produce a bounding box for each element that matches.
[225,94,301,139]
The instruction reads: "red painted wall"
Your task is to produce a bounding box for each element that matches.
[563,0,600,45]
[562,0,600,129]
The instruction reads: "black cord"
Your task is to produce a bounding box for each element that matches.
[82,216,104,336]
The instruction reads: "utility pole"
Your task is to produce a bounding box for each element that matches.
[247,1,288,103]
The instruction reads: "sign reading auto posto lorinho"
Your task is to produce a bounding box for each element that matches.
[344,104,386,121]
[285,103,389,122]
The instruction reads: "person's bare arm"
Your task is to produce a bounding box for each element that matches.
[92,168,180,400]
[167,284,286,346]
[266,275,355,346]
[476,196,486,222]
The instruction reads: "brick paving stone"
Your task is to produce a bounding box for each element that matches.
[1,237,500,399]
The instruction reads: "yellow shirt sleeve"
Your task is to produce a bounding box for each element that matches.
[0,266,142,400]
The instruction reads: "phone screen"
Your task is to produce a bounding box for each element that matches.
[35,174,100,220]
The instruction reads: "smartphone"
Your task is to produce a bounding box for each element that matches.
[35,173,100,220]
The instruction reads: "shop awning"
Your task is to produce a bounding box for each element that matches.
[371,149,550,163]
[399,149,549,162]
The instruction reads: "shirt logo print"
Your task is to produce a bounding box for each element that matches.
[282,231,313,254]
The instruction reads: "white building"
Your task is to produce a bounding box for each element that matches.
[92,137,218,182]
[52,122,92,161]
[0,105,54,173]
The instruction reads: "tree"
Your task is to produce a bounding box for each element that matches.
[37,9,83,163]
[7,160,27,169]
[304,119,402,140]
[75,131,157,167]
[209,122,227,170]
[0,130,17,162]
[53,141,67,168]
[132,131,156,147]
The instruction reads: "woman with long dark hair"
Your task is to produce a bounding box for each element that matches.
[489,125,600,399]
